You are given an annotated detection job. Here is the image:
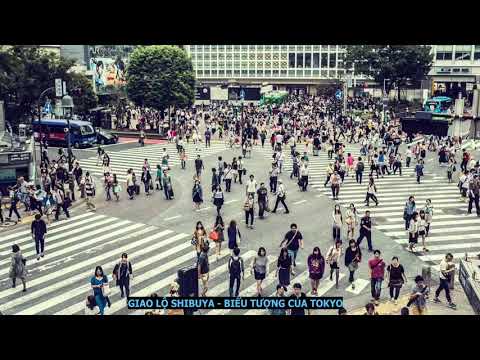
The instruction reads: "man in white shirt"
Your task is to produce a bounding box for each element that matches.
[405,146,412,168]
[276,151,285,173]
[246,175,258,199]
[272,180,289,214]
[433,253,457,309]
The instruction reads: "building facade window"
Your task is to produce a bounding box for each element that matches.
[289,53,295,67]
[313,53,320,68]
[296,53,304,68]
[305,53,311,68]
[321,53,328,67]
[474,45,480,60]
[454,45,472,60]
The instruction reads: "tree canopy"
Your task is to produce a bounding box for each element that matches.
[344,45,433,98]
[0,45,98,124]
[126,45,195,111]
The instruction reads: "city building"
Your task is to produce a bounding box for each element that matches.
[184,45,363,95]
[429,45,480,103]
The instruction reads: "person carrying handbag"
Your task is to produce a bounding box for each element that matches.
[326,240,342,289]
[90,266,110,315]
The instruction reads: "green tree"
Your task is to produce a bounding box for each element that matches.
[345,45,433,101]
[0,45,98,125]
[67,72,98,117]
[126,45,195,114]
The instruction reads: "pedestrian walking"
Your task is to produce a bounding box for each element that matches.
[424,199,433,236]
[212,185,224,216]
[162,170,174,200]
[418,210,429,251]
[368,250,386,306]
[330,170,341,200]
[85,173,96,212]
[299,163,309,191]
[227,220,242,253]
[433,253,457,309]
[141,167,152,196]
[112,174,121,201]
[386,256,407,305]
[197,244,210,297]
[210,215,225,260]
[276,248,292,287]
[227,247,244,298]
[190,221,208,256]
[251,247,269,296]
[243,193,255,229]
[415,159,424,184]
[224,164,233,192]
[192,180,203,210]
[408,275,429,315]
[332,204,343,242]
[126,169,135,200]
[280,223,304,274]
[9,244,27,292]
[31,214,47,260]
[269,163,279,193]
[112,253,133,299]
[238,156,245,184]
[256,182,269,219]
[271,180,289,214]
[407,212,419,252]
[326,240,342,289]
[307,247,325,295]
[246,174,257,199]
[403,196,416,230]
[90,266,110,315]
[468,174,480,216]
[344,239,362,290]
[365,177,379,206]
[364,302,379,315]
[270,285,287,315]
[288,283,311,316]
[355,157,365,184]
[53,185,70,221]
[7,186,21,223]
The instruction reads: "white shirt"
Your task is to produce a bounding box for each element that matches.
[246,179,257,193]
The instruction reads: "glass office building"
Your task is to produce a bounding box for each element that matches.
[184,45,353,94]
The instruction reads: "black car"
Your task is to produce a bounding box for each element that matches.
[96,129,118,145]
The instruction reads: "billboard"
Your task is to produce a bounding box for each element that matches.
[88,46,138,94]
[228,87,261,101]
[195,87,211,100]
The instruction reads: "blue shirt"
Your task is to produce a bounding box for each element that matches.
[91,275,108,297]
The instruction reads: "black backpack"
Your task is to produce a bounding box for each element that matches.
[229,257,242,276]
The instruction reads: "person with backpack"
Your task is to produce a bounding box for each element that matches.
[9,244,27,292]
[53,185,70,221]
[345,239,362,290]
[280,223,304,275]
[112,253,133,299]
[308,247,325,295]
[228,247,245,298]
[31,214,47,261]
[7,186,22,223]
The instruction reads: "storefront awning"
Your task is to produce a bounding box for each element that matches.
[431,76,476,83]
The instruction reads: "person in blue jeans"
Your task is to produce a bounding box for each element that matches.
[368,250,386,306]
[404,196,416,230]
[90,266,109,315]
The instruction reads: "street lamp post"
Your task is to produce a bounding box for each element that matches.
[38,87,55,165]
[383,78,391,124]
[61,95,74,172]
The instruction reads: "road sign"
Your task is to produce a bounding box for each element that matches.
[55,79,63,97]
[335,90,342,100]
[63,81,67,96]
